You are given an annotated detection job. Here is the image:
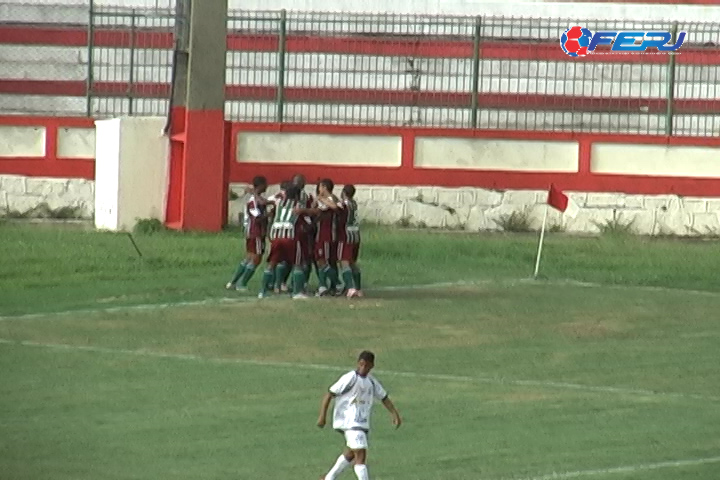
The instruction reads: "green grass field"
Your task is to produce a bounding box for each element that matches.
[1,222,719,479]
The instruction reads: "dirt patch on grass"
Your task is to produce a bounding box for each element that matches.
[556,320,625,339]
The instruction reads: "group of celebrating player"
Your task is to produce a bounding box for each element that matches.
[225,174,363,299]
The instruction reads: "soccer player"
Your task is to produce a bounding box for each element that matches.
[259,185,308,299]
[226,175,268,291]
[335,185,363,297]
[293,173,316,287]
[265,180,292,293]
[317,351,402,480]
[295,178,340,296]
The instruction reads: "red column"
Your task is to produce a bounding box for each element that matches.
[165,0,228,232]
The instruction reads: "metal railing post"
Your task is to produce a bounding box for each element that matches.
[86,0,95,117]
[470,16,482,129]
[128,9,136,115]
[665,21,678,136]
[276,9,287,123]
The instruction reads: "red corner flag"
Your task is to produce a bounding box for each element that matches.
[547,184,579,218]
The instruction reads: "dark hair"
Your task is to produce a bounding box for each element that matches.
[280,180,291,191]
[319,178,335,193]
[358,350,375,364]
[293,174,306,187]
[343,184,356,199]
[252,175,267,188]
[285,185,301,201]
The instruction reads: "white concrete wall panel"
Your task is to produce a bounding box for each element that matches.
[0,126,46,158]
[57,127,96,158]
[592,144,720,178]
[414,137,578,172]
[236,132,402,167]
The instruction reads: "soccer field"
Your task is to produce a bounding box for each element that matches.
[1,223,719,479]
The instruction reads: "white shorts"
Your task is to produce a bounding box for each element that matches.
[344,430,369,450]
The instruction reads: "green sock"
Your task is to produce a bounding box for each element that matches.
[238,263,257,287]
[260,269,274,294]
[341,267,354,290]
[281,263,292,286]
[292,268,305,295]
[328,266,339,289]
[275,263,288,290]
[317,265,329,289]
[352,267,362,290]
[304,264,312,284]
[230,260,247,284]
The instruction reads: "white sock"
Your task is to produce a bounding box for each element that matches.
[354,464,369,480]
[325,454,351,480]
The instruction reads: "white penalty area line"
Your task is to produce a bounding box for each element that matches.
[505,455,720,480]
[0,338,717,403]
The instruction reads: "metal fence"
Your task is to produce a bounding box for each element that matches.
[1,2,719,136]
[224,12,720,136]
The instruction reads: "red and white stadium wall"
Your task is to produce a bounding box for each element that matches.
[228,122,720,197]
[4,114,720,235]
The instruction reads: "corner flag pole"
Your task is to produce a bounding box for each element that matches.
[533,203,549,279]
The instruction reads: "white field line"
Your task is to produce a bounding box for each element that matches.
[0,338,717,402]
[504,455,720,480]
[4,276,720,322]
[0,279,491,322]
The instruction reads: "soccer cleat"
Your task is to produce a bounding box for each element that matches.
[347,288,359,298]
[316,286,329,297]
[292,293,309,300]
[225,282,236,290]
[235,285,249,292]
[356,290,364,298]
[258,292,266,299]
[280,283,289,293]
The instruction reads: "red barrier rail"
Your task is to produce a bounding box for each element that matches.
[0,116,95,179]
[2,80,718,115]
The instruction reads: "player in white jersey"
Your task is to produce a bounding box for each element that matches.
[317,351,402,480]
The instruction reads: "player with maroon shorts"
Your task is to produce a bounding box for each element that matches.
[259,185,309,299]
[265,180,291,293]
[334,185,362,298]
[226,176,268,291]
[295,178,341,296]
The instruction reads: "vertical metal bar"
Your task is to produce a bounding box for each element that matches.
[665,21,678,136]
[86,0,95,117]
[276,9,287,123]
[128,9,136,115]
[470,16,482,129]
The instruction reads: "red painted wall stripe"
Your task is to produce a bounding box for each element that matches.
[1,26,718,65]
[2,79,717,115]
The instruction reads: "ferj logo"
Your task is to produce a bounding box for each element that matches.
[560,26,686,57]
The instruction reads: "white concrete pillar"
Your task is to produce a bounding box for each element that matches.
[94,117,169,231]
